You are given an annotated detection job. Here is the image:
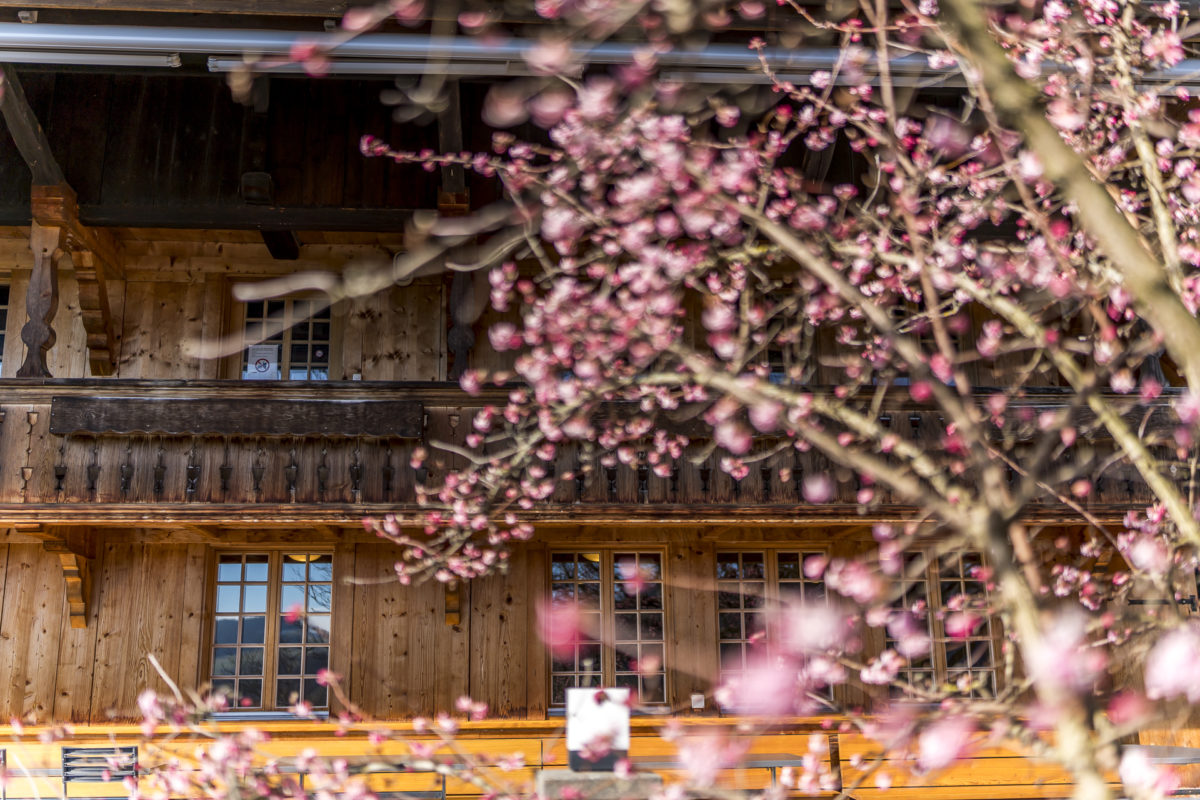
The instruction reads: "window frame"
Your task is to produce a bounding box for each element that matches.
[887,550,1002,700]
[227,293,342,381]
[205,548,335,713]
[715,548,830,681]
[547,548,670,709]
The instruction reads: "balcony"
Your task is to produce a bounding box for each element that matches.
[0,379,1171,525]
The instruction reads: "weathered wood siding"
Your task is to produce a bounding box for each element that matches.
[0,235,447,381]
[0,536,552,722]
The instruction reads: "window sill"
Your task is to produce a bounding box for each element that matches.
[209,711,330,722]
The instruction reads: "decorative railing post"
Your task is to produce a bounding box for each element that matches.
[16,222,62,378]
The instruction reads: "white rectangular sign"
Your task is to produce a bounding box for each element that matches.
[244,344,280,380]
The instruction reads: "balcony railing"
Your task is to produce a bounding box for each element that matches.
[0,379,1177,523]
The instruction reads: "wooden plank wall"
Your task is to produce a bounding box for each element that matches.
[0,236,448,381]
[0,528,863,724]
[0,540,207,724]
[0,536,552,722]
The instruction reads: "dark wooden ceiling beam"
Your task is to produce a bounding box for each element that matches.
[0,63,64,185]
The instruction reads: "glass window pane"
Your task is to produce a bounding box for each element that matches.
[238,680,262,708]
[640,583,662,610]
[639,553,661,580]
[306,615,331,644]
[278,647,302,675]
[615,647,635,672]
[719,613,742,640]
[551,555,575,580]
[716,553,739,579]
[577,555,601,580]
[243,584,267,613]
[216,585,240,614]
[303,680,328,708]
[551,676,572,706]
[279,617,304,644]
[242,616,265,644]
[641,676,665,704]
[577,582,600,610]
[718,589,742,610]
[741,553,764,579]
[280,584,305,613]
[641,613,663,640]
[579,644,600,670]
[214,617,239,644]
[305,646,329,675]
[212,648,236,676]
[239,648,264,676]
[309,557,333,582]
[276,678,301,708]
[244,555,269,583]
[614,614,637,642]
[307,585,332,613]
[217,557,242,582]
[282,560,307,583]
[777,553,801,579]
[612,583,635,610]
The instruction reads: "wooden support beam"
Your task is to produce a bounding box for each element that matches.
[17,221,62,378]
[32,185,124,280]
[0,64,64,186]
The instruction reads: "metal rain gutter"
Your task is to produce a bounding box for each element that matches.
[0,22,1196,89]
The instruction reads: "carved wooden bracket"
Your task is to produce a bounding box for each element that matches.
[27,528,94,628]
[17,221,62,378]
[445,582,462,626]
[31,185,122,376]
[45,547,92,629]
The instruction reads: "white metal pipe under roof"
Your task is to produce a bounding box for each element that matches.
[0,22,1197,90]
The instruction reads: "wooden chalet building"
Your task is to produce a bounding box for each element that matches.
[0,2,1175,798]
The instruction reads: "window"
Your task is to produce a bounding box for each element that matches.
[211,552,333,711]
[549,551,666,707]
[888,551,997,698]
[716,550,826,683]
[241,298,332,380]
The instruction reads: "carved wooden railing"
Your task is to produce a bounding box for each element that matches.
[0,379,1180,522]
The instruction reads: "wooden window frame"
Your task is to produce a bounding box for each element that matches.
[888,550,1002,700]
[205,548,334,713]
[715,548,830,682]
[223,293,343,381]
[548,549,670,709]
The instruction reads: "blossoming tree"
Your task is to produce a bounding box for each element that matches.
[129,1,1200,800]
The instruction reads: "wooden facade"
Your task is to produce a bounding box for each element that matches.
[0,20,1161,799]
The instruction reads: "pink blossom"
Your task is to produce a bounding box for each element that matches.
[1120,747,1181,797]
[803,474,834,503]
[1146,624,1200,702]
[917,716,975,772]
